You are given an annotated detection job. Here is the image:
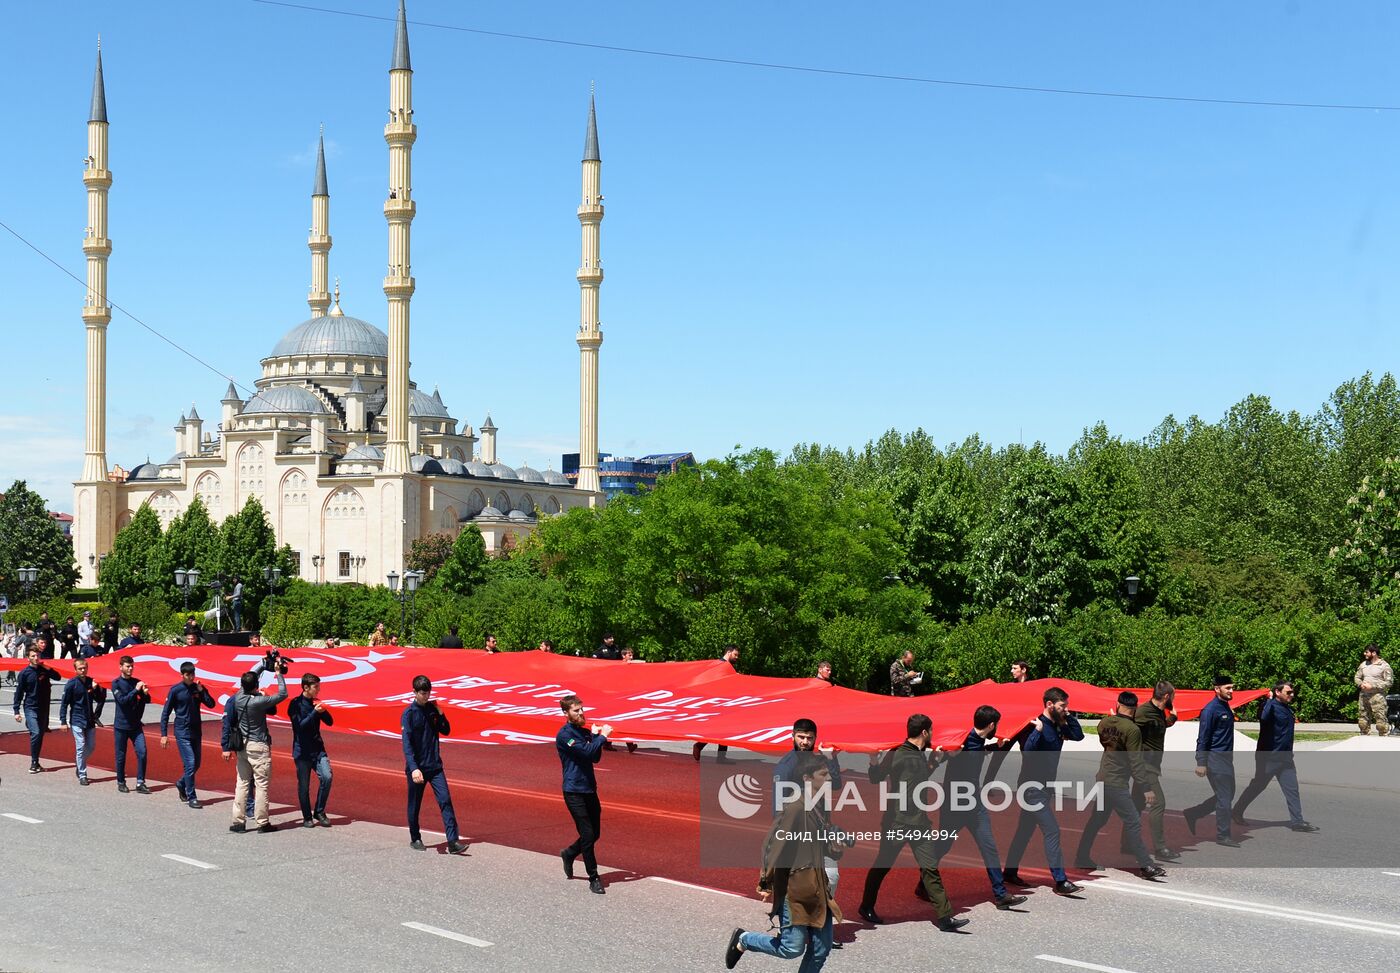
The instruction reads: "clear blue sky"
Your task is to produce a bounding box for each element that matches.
[3,1,1399,511]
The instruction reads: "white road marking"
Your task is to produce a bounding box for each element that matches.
[161,854,218,870]
[647,876,751,899]
[1037,956,1143,973]
[1383,871,1400,878]
[1095,879,1400,937]
[1,813,43,824]
[401,922,493,948]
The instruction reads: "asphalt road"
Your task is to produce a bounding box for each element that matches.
[3,685,1400,972]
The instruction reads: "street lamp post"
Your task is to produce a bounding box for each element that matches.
[18,566,38,599]
[262,565,284,594]
[387,570,423,644]
[175,568,201,610]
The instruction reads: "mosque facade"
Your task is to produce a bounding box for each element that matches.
[72,2,606,588]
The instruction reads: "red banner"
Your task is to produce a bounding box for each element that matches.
[3,647,1266,751]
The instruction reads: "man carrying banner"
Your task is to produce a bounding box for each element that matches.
[59,656,105,785]
[13,646,61,773]
[857,714,967,932]
[111,655,152,794]
[556,694,614,894]
[160,662,216,809]
[1129,682,1179,860]
[693,644,741,763]
[1183,676,1239,846]
[402,675,467,854]
[289,672,335,828]
[1233,681,1318,833]
[1074,692,1166,877]
[1002,686,1085,894]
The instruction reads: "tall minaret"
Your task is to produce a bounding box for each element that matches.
[307,127,332,317]
[81,41,112,485]
[382,0,416,474]
[575,91,604,502]
[75,39,117,589]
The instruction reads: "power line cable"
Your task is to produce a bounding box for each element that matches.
[0,217,559,521]
[253,0,1400,113]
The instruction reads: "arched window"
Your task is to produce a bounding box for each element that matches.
[325,486,365,519]
[495,491,511,513]
[282,469,308,506]
[195,472,222,515]
[238,442,266,500]
[147,491,181,528]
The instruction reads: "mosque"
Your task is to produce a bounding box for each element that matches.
[72,1,606,588]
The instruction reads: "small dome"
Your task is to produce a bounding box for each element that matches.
[465,460,494,477]
[515,465,546,484]
[410,454,444,475]
[127,462,162,481]
[488,463,519,481]
[163,452,187,466]
[409,387,451,418]
[542,469,571,486]
[268,315,388,360]
[476,504,505,519]
[342,444,384,462]
[438,457,467,476]
[507,508,532,521]
[242,385,330,416]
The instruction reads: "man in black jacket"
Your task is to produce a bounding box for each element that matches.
[59,657,106,785]
[437,625,463,649]
[693,645,740,763]
[857,714,968,932]
[57,616,80,660]
[111,655,152,793]
[12,647,61,773]
[1232,681,1317,832]
[289,673,335,827]
[1128,682,1179,860]
[101,613,120,654]
[1183,676,1239,846]
[160,662,216,808]
[401,675,467,854]
[556,694,614,893]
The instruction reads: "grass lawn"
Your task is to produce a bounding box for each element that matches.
[1239,730,1351,742]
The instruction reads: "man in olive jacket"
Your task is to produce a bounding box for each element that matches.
[856,714,968,932]
[1074,692,1166,878]
[1128,681,1178,860]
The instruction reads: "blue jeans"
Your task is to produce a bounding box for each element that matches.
[176,733,202,801]
[113,726,147,784]
[1004,784,1069,882]
[71,724,96,779]
[24,710,46,764]
[407,767,458,844]
[968,804,1009,897]
[296,752,333,819]
[231,600,243,630]
[1234,753,1304,825]
[739,900,832,973]
[1075,784,1154,867]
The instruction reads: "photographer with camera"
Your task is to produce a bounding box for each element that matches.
[111,655,152,793]
[221,650,289,833]
[289,672,334,828]
[401,675,467,854]
[160,662,216,808]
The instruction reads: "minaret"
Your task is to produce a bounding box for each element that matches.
[480,414,498,465]
[382,0,416,474]
[575,90,604,502]
[308,127,332,317]
[81,41,112,485]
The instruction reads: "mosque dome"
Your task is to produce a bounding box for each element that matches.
[438,457,467,476]
[409,387,451,418]
[507,508,532,522]
[488,463,519,481]
[267,315,388,360]
[242,385,331,415]
[477,504,505,519]
[515,465,546,484]
[342,444,384,462]
[542,469,571,487]
[465,460,495,478]
[410,454,445,475]
[127,462,162,481]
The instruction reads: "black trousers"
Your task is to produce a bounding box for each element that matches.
[563,791,602,877]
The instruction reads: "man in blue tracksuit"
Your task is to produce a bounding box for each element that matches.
[59,656,106,784]
[13,647,62,773]
[1232,681,1318,832]
[160,662,216,808]
[289,672,334,828]
[1002,686,1085,894]
[110,655,152,794]
[401,675,467,854]
[556,694,614,894]
[1184,675,1238,845]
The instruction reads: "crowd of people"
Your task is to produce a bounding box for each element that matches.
[2,634,1392,973]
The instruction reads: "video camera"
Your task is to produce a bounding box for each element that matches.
[263,648,293,675]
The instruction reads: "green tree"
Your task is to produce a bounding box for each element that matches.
[407,532,455,583]
[160,496,220,608]
[216,496,293,626]
[435,525,488,596]
[0,480,79,603]
[97,504,163,605]
[1328,457,1400,606]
